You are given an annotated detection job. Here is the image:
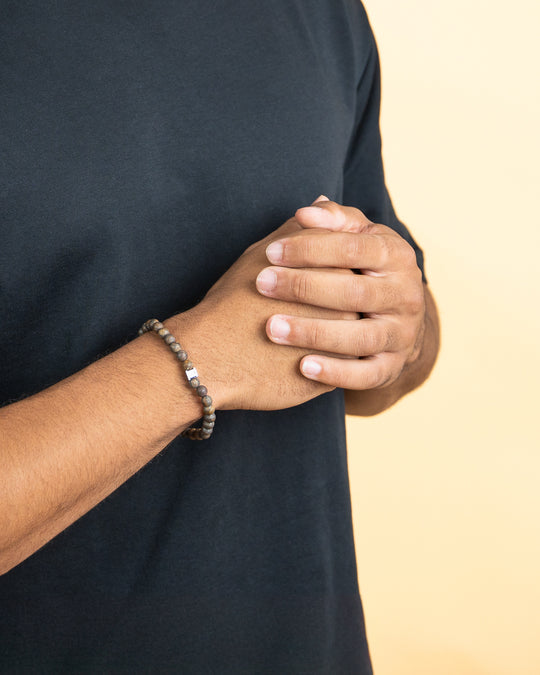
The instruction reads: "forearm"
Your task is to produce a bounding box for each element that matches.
[345,284,440,416]
[0,312,207,575]
[0,209,373,575]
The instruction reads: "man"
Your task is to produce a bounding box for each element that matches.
[0,1,439,672]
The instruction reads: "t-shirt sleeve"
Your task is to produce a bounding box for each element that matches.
[342,17,426,282]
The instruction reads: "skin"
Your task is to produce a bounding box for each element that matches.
[0,199,439,574]
[256,196,440,415]
[0,214,353,574]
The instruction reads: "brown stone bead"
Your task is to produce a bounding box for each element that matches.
[139,319,214,441]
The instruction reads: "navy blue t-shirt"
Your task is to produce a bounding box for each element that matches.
[0,1,424,672]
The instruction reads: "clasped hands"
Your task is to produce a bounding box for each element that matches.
[255,196,426,392]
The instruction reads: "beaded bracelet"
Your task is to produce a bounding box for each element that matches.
[138,319,216,440]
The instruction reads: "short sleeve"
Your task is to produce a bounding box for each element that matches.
[342,19,426,282]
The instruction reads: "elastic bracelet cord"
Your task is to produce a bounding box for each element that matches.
[138,319,216,440]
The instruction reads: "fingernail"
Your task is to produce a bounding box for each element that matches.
[312,194,330,204]
[301,359,322,377]
[256,268,277,293]
[266,242,283,263]
[269,316,290,339]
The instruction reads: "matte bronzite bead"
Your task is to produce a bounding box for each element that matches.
[201,395,212,407]
[197,385,207,397]
[164,334,175,345]
[190,378,200,389]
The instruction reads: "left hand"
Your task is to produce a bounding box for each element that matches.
[255,197,426,391]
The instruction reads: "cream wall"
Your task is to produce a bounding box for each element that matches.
[347,1,540,674]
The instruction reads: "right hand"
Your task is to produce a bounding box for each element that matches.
[173,217,358,411]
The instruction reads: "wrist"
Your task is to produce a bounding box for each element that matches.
[166,307,234,412]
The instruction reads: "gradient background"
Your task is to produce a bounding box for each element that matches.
[346,1,540,673]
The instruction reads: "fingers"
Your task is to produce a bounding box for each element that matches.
[295,199,373,233]
[252,198,425,392]
[256,266,407,314]
[266,314,404,356]
[265,229,417,274]
[299,352,404,390]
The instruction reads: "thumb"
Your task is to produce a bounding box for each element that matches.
[295,198,372,234]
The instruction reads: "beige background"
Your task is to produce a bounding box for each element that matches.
[346,1,540,674]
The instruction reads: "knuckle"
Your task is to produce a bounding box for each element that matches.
[345,235,365,267]
[357,329,378,356]
[319,322,347,353]
[343,276,363,310]
[376,236,393,267]
[300,234,320,262]
[325,201,348,228]
[308,320,327,349]
[401,241,419,268]
[383,325,398,351]
[381,282,399,309]
[364,330,381,354]
[291,270,312,301]
[407,283,425,315]
[288,233,320,265]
